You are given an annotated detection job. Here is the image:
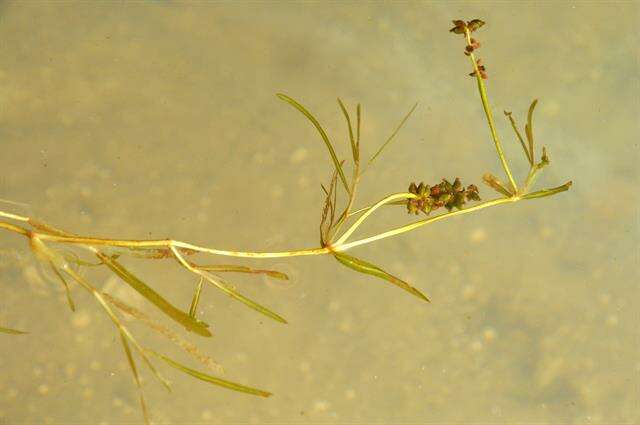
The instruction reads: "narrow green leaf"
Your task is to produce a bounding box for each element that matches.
[151,351,272,398]
[57,261,174,392]
[119,331,151,425]
[525,99,538,163]
[277,93,350,194]
[522,181,572,200]
[49,262,76,312]
[120,331,141,386]
[97,253,212,337]
[0,326,28,335]
[105,292,225,375]
[201,272,287,324]
[320,165,339,245]
[61,250,102,267]
[356,104,361,149]
[188,277,204,318]
[504,110,532,165]
[368,102,418,165]
[196,265,289,281]
[31,238,175,392]
[333,251,430,302]
[337,98,358,163]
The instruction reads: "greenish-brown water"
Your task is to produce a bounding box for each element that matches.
[0,1,638,423]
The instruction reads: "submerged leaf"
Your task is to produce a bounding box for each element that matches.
[196,265,289,281]
[29,237,173,392]
[525,99,538,163]
[337,98,358,163]
[356,104,361,149]
[151,351,272,398]
[320,165,340,245]
[333,251,430,302]
[105,292,224,375]
[200,272,288,324]
[97,253,212,337]
[0,326,28,335]
[49,262,76,312]
[119,331,151,425]
[189,277,205,318]
[368,102,418,166]
[522,181,572,200]
[169,247,288,325]
[277,93,350,194]
[504,110,532,165]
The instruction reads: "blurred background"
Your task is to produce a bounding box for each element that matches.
[0,1,637,423]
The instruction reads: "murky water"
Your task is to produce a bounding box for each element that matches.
[0,2,638,424]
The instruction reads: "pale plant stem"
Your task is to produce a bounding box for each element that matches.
[0,221,29,236]
[0,191,533,261]
[465,29,518,194]
[170,241,329,258]
[0,211,29,221]
[1,209,329,257]
[333,192,417,246]
[1,195,512,260]
[24,231,331,258]
[335,196,518,251]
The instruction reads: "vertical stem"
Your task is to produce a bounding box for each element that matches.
[465,30,518,194]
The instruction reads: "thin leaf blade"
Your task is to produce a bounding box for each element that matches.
[197,265,289,281]
[277,93,350,194]
[504,110,532,165]
[337,98,358,163]
[0,326,28,335]
[204,273,288,324]
[152,351,272,398]
[97,253,212,337]
[525,99,538,163]
[368,102,418,165]
[356,103,361,149]
[333,251,430,302]
[521,181,572,200]
[49,262,76,312]
[189,277,205,318]
[119,331,151,425]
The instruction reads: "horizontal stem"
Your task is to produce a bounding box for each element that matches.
[1,208,329,258]
[29,233,330,259]
[172,241,330,258]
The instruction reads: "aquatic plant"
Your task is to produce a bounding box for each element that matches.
[0,19,571,422]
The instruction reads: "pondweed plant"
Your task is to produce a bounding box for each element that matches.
[0,19,571,423]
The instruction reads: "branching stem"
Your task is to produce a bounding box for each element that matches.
[464,29,518,193]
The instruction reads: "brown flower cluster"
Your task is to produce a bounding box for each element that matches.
[449,19,485,35]
[469,58,488,79]
[450,19,488,79]
[406,178,480,215]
